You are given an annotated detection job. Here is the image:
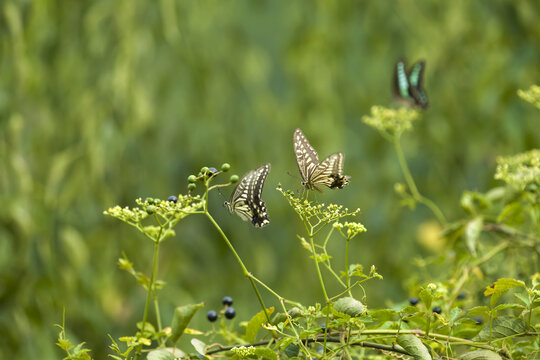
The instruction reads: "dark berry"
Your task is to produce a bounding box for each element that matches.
[208,167,218,175]
[457,293,466,300]
[409,297,419,306]
[168,196,178,203]
[207,310,218,322]
[222,296,233,306]
[320,323,327,333]
[224,307,236,319]
[473,316,483,325]
[432,306,442,314]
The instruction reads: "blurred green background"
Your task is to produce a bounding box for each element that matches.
[1,0,539,358]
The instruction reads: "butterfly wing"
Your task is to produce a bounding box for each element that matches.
[293,128,320,187]
[408,60,429,108]
[247,163,271,227]
[225,164,270,227]
[312,153,349,189]
[393,58,410,100]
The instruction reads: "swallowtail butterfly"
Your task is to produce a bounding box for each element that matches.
[224,163,270,227]
[393,58,429,109]
[293,128,349,192]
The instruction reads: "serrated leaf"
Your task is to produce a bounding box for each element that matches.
[191,339,207,355]
[497,201,525,225]
[485,278,526,307]
[245,307,274,343]
[419,289,433,310]
[334,297,366,317]
[474,317,529,341]
[468,306,489,317]
[284,343,300,358]
[170,303,204,343]
[465,217,483,256]
[253,348,277,360]
[397,334,432,360]
[493,303,525,312]
[458,349,502,360]
[147,349,176,360]
[514,293,530,306]
[370,309,398,323]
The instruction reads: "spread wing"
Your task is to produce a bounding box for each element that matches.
[311,153,348,189]
[393,58,410,100]
[293,128,320,184]
[225,164,270,227]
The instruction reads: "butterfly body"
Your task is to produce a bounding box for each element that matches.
[224,163,270,227]
[293,128,349,192]
[393,58,429,109]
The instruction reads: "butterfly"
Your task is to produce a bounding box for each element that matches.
[293,128,349,192]
[393,58,429,109]
[224,163,270,227]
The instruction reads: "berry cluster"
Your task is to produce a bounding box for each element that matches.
[207,296,236,322]
[186,163,237,194]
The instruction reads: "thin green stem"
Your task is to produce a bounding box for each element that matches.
[135,231,162,358]
[309,235,329,303]
[345,238,352,297]
[205,212,270,322]
[393,136,447,225]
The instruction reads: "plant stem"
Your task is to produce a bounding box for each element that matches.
[309,235,329,303]
[205,212,270,322]
[135,231,162,358]
[345,238,352,297]
[393,136,447,225]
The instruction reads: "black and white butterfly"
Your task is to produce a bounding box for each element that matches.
[393,58,429,109]
[293,128,349,192]
[224,163,270,227]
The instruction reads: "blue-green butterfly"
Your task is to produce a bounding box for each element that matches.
[393,58,429,109]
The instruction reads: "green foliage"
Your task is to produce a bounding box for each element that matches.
[2,1,540,359]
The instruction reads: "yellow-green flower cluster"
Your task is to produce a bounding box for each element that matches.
[230,346,256,357]
[517,85,540,110]
[277,187,360,226]
[362,106,419,137]
[333,221,367,239]
[494,149,540,191]
[104,195,205,226]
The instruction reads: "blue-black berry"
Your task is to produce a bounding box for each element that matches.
[222,296,233,306]
[432,306,442,314]
[473,317,483,325]
[409,297,419,306]
[208,167,218,175]
[224,307,236,319]
[457,293,466,300]
[207,310,218,322]
[168,195,178,203]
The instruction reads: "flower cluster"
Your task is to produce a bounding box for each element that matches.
[517,85,540,110]
[333,221,367,239]
[494,149,540,191]
[230,346,256,357]
[277,187,360,228]
[104,195,205,227]
[362,106,419,137]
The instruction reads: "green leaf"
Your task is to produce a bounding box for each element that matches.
[514,293,530,306]
[370,309,398,323]
[484,278,526,307]
[170,303,204,343]
[419,289,433,311]
[464,217,483,256]
[253,348,277,360]
[474,317,529,341]
[245,307,274,343]
[493,303,525,312]
[468,306,489,317]
[450,308,462,322]
[497,201,525,225]
[458,349,502,360]
[191,339,207,355]
[397,334,432,360]
[283,343,300,358]
[334,297,366,317]
[147,349,176,360]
